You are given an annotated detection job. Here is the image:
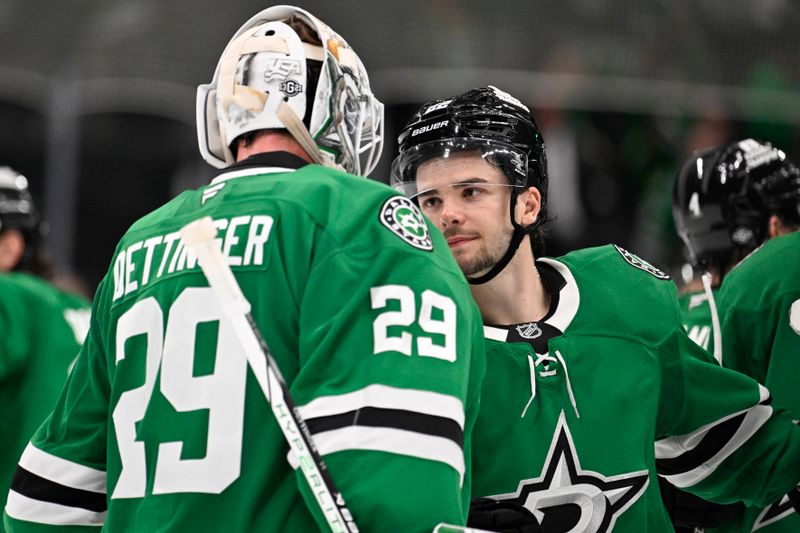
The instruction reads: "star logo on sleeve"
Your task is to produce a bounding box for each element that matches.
[378,196,433,251]
[490,412,649,532]
[614,245,670,280]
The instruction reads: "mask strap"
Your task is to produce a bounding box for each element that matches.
[276,101,330,167]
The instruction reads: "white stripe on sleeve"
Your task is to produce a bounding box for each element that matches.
[19,443,107,493]
[5,490,106,526]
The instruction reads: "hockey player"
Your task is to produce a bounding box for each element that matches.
[674,139,800,532]
[673,268,717,352]
[657,147,754,532]
[0,166,91,528]
[391,86,800,532]
[3,7,484,533]
[672,143,765,360]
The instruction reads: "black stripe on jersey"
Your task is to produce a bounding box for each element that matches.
[10,466,106,513]
[305,407,464,448]
[656,399,772,476]
[656,413,744,476]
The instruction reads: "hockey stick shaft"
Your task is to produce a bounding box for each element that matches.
[180,216,357,533]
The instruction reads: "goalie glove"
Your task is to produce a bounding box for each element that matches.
[468,497,543,533]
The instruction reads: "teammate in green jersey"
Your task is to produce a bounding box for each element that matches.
[657,146,758,532]
[0,166,92,531]
[671,141,784,363]
[3,7,485,533]
[391,86,800,532]
[672,139,800,532]
[676,278,717,354]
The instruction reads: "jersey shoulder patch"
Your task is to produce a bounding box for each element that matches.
[378,196,433,251]
[613,245,670,280]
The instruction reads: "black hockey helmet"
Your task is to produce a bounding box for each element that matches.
[0,166,47,272]
[0,166,42,240]
[673,138,800,269]
[390,86,547,284]
[391,85,547,216]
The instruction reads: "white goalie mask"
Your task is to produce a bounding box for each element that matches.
[196,5,384,176]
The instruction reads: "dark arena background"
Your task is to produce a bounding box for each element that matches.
[1,0,798,296]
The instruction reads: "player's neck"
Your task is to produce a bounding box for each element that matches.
[236,132,313,163]
[470,243,550,325]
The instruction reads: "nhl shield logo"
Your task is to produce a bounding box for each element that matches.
[515,322,542,339]
[379,196,433,251]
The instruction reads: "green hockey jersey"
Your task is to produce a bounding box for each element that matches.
[471,245,800,532]
[710,231,800,532]
[665,288,743,532]
[678,289,716,355]
[0,273,91,529]
[3,153,485,533]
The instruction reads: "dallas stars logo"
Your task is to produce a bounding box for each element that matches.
[491,412,649,532]
[614,245,670,280]
[379,196,433,251]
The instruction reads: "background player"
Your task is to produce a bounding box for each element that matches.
[0,166,91,530]
[4,7,484,532]
[657,144,751,533]
[392,86,800,531]
[674,139,800,532]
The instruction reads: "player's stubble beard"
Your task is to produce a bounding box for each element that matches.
[444,227,511,277]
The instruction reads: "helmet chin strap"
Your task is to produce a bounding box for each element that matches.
[467,190,535,285]
[467,227,526,285]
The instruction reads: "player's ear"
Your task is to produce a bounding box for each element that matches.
[0,229,25,271]
[767,214,785,238]
[515,186,541,227]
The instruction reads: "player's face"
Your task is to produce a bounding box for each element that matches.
[416,151,514,277]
